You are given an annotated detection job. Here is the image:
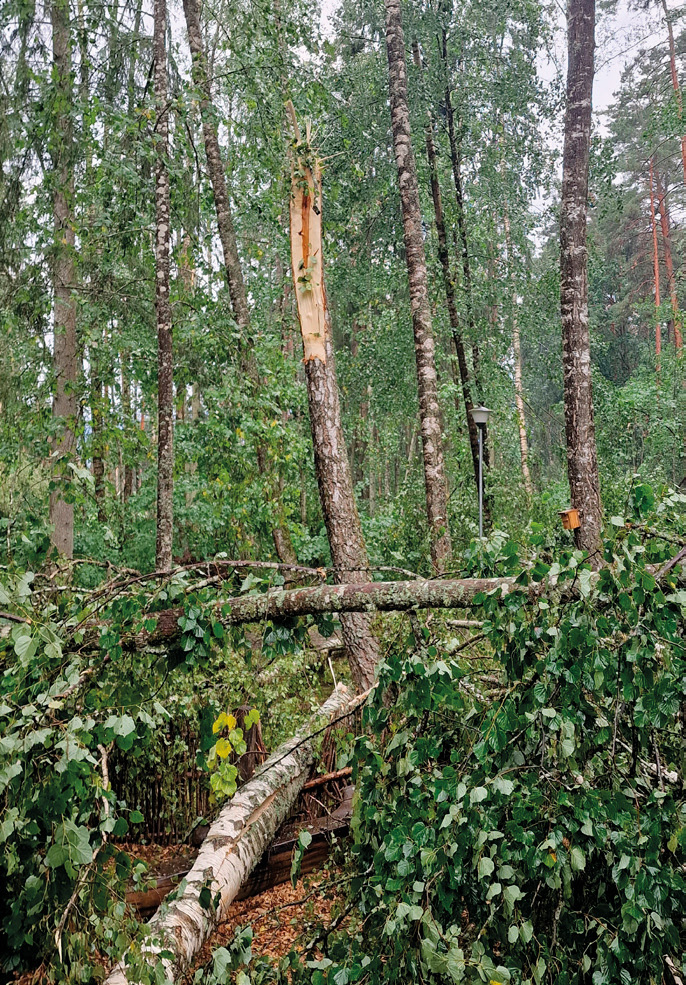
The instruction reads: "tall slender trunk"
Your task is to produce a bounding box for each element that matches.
[659,0,686,183]
[120,352,135,500]
[182,0,296,564]
[49,0,78,558]
[153,0,174,570]
[383,0,451,571]
[655,168,683,349]
[560,0,602,561]
[287,113,379,691]
[649,157,662,368]
[500,168,534,498]
[91,346,106,521]
[440,32,490,470]
[411,42,481,495]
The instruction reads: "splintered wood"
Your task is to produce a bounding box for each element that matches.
[289,121,327,365]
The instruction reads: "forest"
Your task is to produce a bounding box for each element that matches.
[0,0,685,977]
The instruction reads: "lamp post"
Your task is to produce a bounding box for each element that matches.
[470,405,493,539]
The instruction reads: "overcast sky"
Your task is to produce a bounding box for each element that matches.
[320,0,673,121]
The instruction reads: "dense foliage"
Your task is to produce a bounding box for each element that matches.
[192,489,686,985]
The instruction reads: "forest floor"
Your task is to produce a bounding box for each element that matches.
[181,868,343,980]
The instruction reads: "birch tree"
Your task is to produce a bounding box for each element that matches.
[153,0,174,570]
[49,0,78,558]
[560,0,602,560]
[383,0,451,572]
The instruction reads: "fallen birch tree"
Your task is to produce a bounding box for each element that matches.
[106,684,357,985]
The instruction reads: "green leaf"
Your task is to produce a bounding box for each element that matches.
[478,856,494,879]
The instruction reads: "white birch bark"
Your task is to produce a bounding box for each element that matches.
[106,685,353,984]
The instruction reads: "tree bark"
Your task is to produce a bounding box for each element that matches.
[411,42,481,494]
[560,0,602,561]
[49,0,78,558]
[649,157,662,367]
[91,354,106,522]
[105,685,355,985]
[182,0,296,564]
[287,115,380,691]
[655,168,683,349]
[440,33,491,475]
[659,0,686,184]
[383,0,451,572]
[120,352,135,501]
[500,163,534,498]
[153,0,174,570]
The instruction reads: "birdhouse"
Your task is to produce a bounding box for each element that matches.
[559,508,580,530]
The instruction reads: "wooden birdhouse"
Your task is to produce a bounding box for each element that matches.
[559,508,580,531]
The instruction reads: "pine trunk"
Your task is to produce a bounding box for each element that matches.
[153,0,174,570]
[411,42,481,493]
[560,0,602,561]
[288,119,380,691]
[49,0,78,558]
[655,168,683,349]
[105,686,354,985]
[649,158,662,366]
[182,0,296,564]
[384,0,451,571]
[660,0,686,184]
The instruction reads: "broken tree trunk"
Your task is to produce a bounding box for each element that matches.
[106,685,354,985]
[287,109,380,691]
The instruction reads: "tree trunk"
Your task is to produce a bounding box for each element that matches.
[182,0,296,564]
[440,33,491,474]
[659,0,686,184]
[411,42,481,494]
[560,0,602,561]
[91,354,106,522]
[153,0,174,570]
[649,157,662,368]
[383,0,451,572]
[501,166,534,498]
[655,168,683,349]
[49,0,78,558]
[120,353,135,500]
[287,114,379,691]
[105,685,355,985]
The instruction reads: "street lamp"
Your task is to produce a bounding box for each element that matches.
[470,405,493,539]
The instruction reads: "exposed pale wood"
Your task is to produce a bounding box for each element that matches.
[287,114,380,691]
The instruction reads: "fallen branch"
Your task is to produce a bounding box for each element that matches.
[105,685,355,984]
[99,576,532,652]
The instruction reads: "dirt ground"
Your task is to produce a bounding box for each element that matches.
[183,867,343,980]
